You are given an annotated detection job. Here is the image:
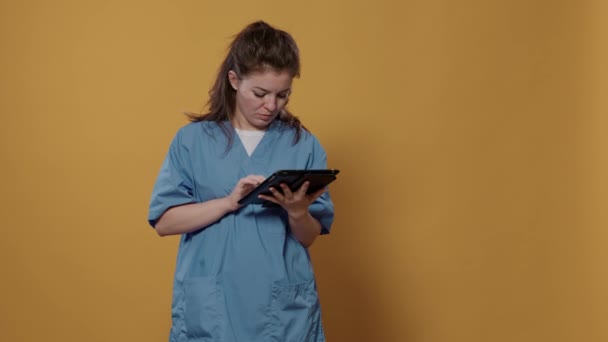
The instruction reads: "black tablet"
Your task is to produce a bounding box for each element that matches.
[238,169,340,207]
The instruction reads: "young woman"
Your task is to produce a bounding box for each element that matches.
[148,21,335,342]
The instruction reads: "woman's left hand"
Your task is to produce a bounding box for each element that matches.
[258,181,326,219]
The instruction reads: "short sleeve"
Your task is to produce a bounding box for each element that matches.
[148,129,196,228]
[307,136,335,235]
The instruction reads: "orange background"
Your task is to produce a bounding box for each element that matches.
[1,1,607,341]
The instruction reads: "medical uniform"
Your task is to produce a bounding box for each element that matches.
[148,120,334,342]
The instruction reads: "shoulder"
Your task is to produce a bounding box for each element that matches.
[176,121,209,137]
[168,122,198,149]
[296,127,327,156]
[295,126,324,151]
[274,121,321,145]
[173,121,226,143]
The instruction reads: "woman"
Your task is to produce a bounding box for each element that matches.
[148,21,335,342]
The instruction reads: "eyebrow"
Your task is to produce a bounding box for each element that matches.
[253,86,291,93]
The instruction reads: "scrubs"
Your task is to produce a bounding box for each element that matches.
[148,120,334,342]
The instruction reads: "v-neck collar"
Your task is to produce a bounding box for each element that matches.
[234,129,264,157]
[211,120,286,196]
[232,120,281,160]
[227,120,285,181]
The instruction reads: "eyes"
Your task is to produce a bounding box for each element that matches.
[253,91,289,99]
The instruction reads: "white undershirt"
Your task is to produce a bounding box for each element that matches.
[235,128,266,156]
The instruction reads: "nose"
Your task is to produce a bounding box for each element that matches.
[264,96,277,112]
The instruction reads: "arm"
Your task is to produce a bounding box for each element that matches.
[154,198,235,236]
[259,182,327,248]
[287,209,323,248]
[154,175,265,237]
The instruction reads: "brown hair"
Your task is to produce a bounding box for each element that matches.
[187,21,306,147]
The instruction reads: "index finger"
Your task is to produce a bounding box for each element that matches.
[243,175,266,183]
[309,186,327,201]
[296,181,310,195]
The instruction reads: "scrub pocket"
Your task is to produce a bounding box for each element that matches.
[184,276,225,340]
[266,279,320,342]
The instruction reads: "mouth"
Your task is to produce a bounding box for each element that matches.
[255,113,273,120]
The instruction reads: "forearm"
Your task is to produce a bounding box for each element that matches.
[288,211,322,248]
[155,197,236,236]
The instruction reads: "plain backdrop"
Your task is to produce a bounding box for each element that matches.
[1,1,607,341]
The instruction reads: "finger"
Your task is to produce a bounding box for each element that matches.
[268,186,285,201]
[279,183,293,197]
[258,194,280,205]
[296,181,310,196]
[251,175,266,183]
[241,177,263,187]
[308,187,327,201]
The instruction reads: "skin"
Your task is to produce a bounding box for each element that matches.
[228,68,292,131]
[155,69,325,247]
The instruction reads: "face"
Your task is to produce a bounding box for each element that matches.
[228,69,293,131]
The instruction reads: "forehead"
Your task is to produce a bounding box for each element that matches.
[241,69,293,90]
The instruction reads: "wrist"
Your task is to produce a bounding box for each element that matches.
[287,209,309,221]
[222,196,240,212]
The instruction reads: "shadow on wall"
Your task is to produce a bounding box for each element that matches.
[311,140,424,342]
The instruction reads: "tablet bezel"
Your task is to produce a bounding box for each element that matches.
[237,169,340,207]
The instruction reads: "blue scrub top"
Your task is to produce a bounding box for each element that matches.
[148,120,334,342]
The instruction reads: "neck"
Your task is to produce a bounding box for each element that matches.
[231,116,268,131]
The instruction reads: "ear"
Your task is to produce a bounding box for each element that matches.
[228,70,239,91]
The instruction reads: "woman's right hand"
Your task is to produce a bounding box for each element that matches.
[155,174,266,236]
[226,175,266,211]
